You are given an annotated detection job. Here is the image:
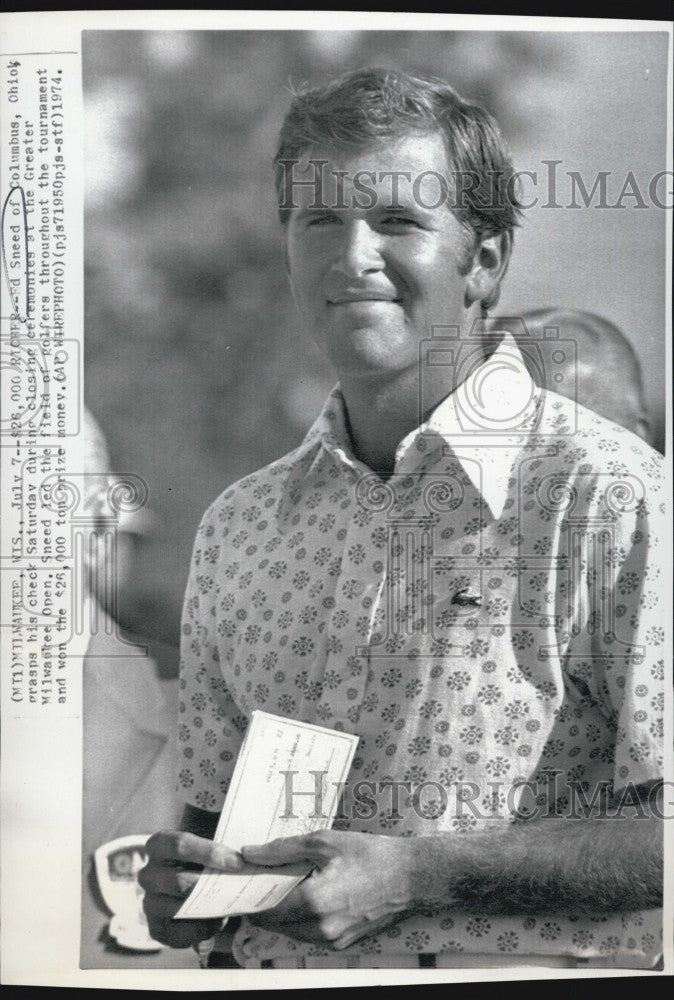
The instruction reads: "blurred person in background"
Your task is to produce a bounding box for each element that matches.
[496,308,653,446]
[81,408,191,968]
[140,68,665,971]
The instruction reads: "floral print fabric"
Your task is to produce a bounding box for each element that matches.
[178,334,665,966]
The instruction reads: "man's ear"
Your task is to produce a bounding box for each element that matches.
[465,232,512,310]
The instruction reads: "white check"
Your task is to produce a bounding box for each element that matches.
[175,711,359,919]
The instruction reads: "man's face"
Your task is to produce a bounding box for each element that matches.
[284,132,476,382]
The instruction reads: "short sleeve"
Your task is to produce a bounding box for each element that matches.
[177,502,246,813]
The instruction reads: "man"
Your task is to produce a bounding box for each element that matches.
[140,68,665,970]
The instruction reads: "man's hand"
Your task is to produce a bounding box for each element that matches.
[138,830,244,949]
[241,830,417,950]
[241,785,664,949]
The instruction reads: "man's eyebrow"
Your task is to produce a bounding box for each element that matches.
[377,202,442,221]
[294,205,341,219]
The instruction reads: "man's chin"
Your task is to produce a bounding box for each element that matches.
[327,351,416,382]
[317,326,416,376]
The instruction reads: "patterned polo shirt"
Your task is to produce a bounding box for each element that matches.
[177,332,665,967]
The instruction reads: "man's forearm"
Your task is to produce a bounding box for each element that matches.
[408,808,663,916]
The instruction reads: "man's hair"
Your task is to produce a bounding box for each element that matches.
[274,66,523,244]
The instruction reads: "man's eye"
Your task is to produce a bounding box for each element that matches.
[306,213,340,227]
[381,215,421,228]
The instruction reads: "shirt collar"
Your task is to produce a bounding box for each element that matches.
[288,332,540,521]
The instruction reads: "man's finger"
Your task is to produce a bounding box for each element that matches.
[248,887,315,927]
[142,890,184,923]
[147,914,225,950]
[138,864,201,899]
[250,909,362,947]
[142,892,224,940]
[242,832,333,867]
[332,914,400,951]
[146,830,244,872]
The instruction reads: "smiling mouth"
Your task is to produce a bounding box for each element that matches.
[328,296,402,305]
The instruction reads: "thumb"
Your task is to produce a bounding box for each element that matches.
[241,832,332,868]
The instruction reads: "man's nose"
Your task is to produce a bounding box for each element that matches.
[331,219,384,277]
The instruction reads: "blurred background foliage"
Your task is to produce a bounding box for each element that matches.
[83,29,668,648]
